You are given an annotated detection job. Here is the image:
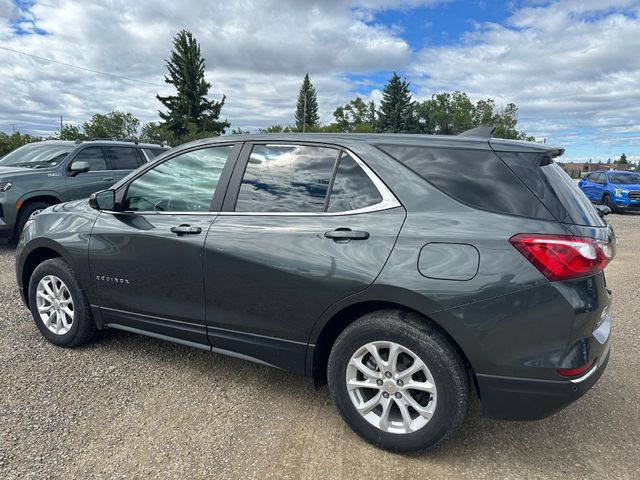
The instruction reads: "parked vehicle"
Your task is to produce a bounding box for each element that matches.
[0,139,169,241]
[15,133,615,452]
[578,170,640,211]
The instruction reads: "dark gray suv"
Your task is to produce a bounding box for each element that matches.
[0,139,168,241]
[15,133,615,452]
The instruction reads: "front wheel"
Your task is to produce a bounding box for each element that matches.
[28,258,98,347]
[602,194,613,211]
[327,310,469,453]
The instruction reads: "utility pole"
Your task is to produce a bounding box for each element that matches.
[60,115,63,133]
[12,124,15,133]
[303,95,307,133]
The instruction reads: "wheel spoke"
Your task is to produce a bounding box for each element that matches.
[402,379,435,394]
[36,291,53,303]
[356,391,382,414]
[347,379,381,391]
[38,304,53,313]
[62,306,74,320]
[396,361,423,381]
[395,397,413,430]
[350,357,381,380]
[378,396,393,431]
[364,343,384,370]
[42,281,56,299]
[387,343,400,372]
[401,392,434,419]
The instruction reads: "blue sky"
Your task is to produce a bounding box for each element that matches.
[1,0,639,162]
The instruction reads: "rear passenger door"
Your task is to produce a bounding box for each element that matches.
[103,146,145,186]
[202,143,406,372]
[64,146,114,200]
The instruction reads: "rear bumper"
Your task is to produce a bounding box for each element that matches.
[478,343,610,421]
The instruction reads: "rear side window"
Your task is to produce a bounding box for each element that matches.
[73,147,106,171]
[328,153,382,212]
[235,145,338,212]
[143,148,167,159]
[104,147,142,170]
[376,144,554,220]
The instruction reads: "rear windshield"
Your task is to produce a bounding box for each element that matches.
[0,143,73,168]
[608,173,640,185]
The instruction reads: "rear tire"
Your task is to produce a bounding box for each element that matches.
[327,310,469,453]
[15,201,50,241]
[28,258,98,347]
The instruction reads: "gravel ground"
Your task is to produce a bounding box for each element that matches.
[1,213,639,479]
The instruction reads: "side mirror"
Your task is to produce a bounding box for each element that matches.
[89,189,116,211]
[595,205,611,218]
[69,161,91,176]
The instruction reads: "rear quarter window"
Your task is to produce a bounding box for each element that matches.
[376,144,554,220]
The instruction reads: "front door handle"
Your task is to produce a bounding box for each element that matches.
[324,228,369,241]
[170,224,202,236]
[103,177,114,182]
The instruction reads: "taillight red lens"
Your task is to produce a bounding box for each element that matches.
[510,234,614,281]
[557,359,596,377]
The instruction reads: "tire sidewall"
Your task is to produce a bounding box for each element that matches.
[28,259,88,347]
[328,318,466,452]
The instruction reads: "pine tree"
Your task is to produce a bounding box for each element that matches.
[295,73,320,131]
[378,72,415,133]
[157,30,229,139]
[619,153,628,165]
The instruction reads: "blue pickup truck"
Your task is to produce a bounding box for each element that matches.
[578,170,640,212]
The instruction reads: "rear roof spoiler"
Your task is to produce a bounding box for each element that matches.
[458,126,497,138]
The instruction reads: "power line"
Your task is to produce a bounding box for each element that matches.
[0,46,165,87]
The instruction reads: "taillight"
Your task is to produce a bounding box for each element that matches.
[557,359,596,377]
[510,234,615,281]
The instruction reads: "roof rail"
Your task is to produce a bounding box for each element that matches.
[458,126,497,138]
[90,137,139,144]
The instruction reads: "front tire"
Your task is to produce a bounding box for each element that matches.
[28,258,97,347]
[602,194,614,211]
[327,310,469,453]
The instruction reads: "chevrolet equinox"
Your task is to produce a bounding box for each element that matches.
[15,132,615,452]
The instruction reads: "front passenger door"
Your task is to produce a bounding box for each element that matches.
[89,144,240,347]
[65,146,113,200]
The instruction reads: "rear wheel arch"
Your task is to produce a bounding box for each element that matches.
[310,301,473,387]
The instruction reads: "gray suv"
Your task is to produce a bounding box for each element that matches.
[15,133,615,452]
[0,139,168,241]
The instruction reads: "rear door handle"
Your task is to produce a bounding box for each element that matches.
[324,228,369,241]
[170,225,202,236]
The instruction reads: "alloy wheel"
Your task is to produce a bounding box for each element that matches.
[35,275,74,335]
[346,340,437,434]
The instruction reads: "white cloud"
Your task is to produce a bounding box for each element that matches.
[0,0,639,160]
[0,0,421,135]
[411,0,640,153]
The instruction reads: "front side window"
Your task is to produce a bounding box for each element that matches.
[73,147,106,171]
[235,145,338,212]
[608,173,640,184]
[328,153,382,212]
[124,146,233,212]
[105,147,142,170]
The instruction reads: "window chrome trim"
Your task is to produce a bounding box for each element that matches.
[113,148,401,217]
